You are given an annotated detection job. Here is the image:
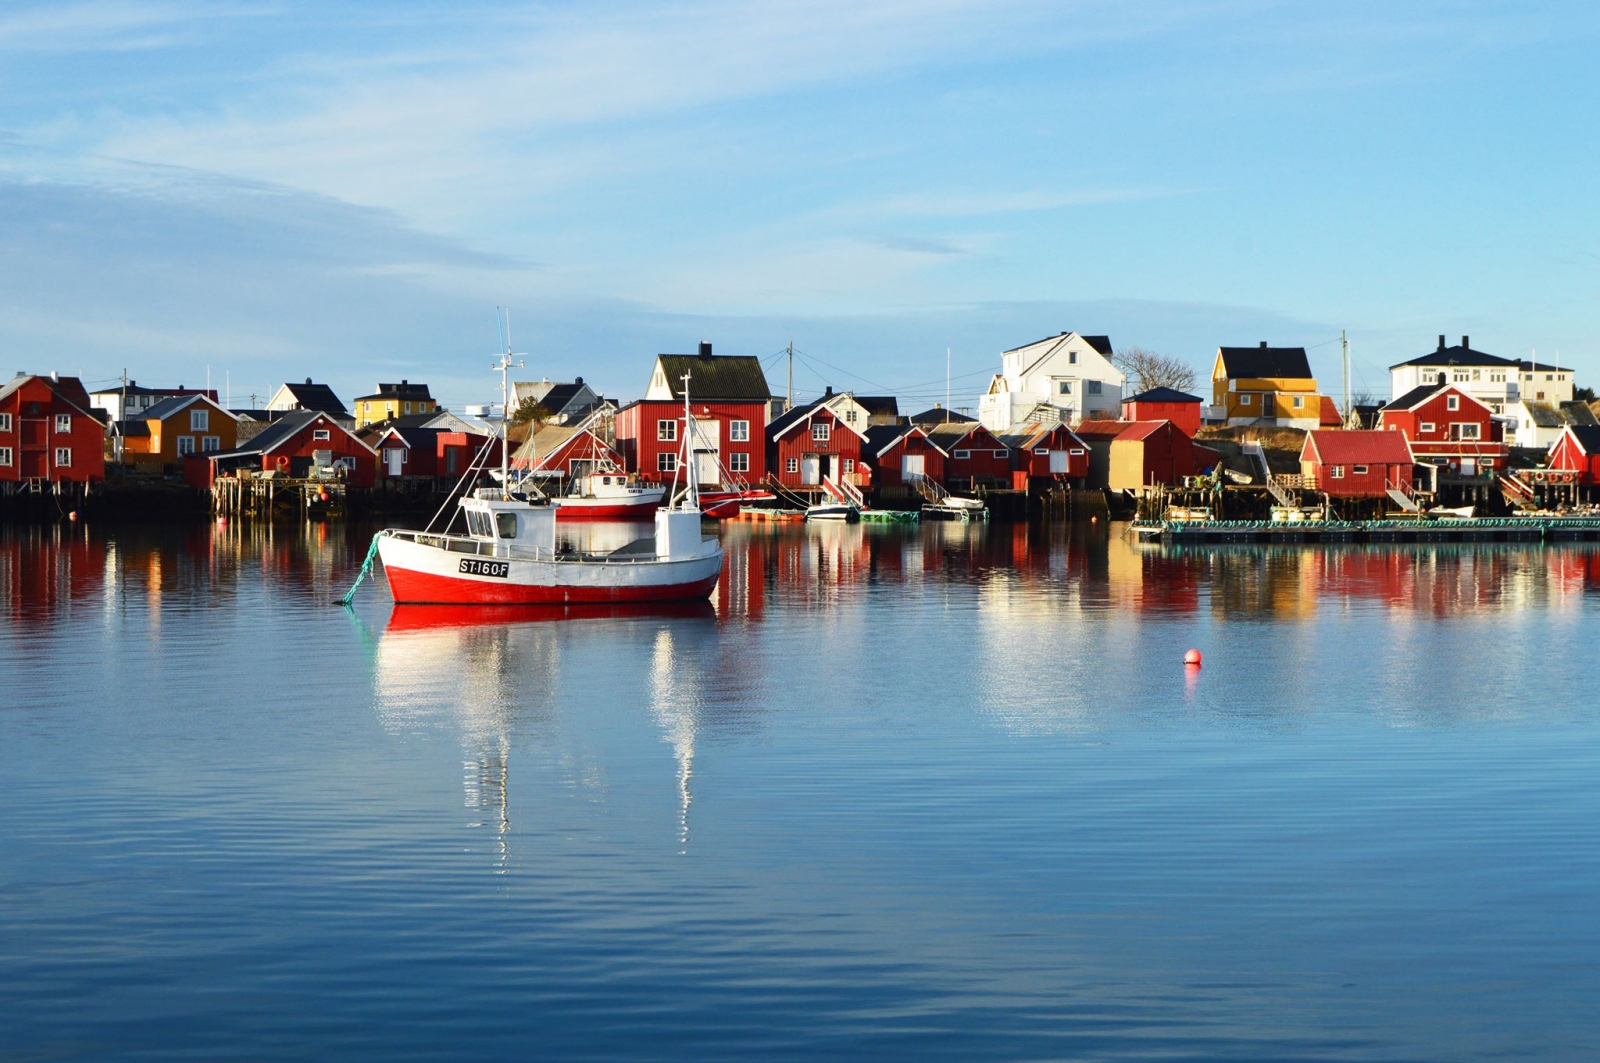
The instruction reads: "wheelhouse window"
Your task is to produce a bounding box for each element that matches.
[657,453,677,472]
[54,414,71,433]
[495,513,518,538]
[54,447,72,467]
[729,420,750,442]
[190,409,209,431]
[729,452,749,473]
[657,419,677,442]
[812,422,830,442]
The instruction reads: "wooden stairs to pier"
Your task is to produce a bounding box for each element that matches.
[1242,441,1294,506]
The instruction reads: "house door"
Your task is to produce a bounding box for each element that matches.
[695,451,721,486]
[384,447,405,476]
[801,454,821,484]
[1460,458,1476,476]
[1259,392,1275,422]
[902,454,925,478]
[1048,450,1070,473]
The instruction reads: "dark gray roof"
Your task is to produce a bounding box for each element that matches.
[926,421,992,447]
[863,423,911,457]
[377,424,443,449]
[1565,425,1600,454]
[1217,345,1313,379]
[655,353,770,401]
[908,406,976,426]
[114,420,151,438]
[1527,401,1600,429]
[1126,386,1202,404]
[212,410,330,457]
[766,397,825,439]
[279,381,349,415]
[1383,384,1446,411]
[1002,332,1112,356]
[1563,402,1600,426]
[138,394,232,422]
[853,395,900,417]
[353,381,433,402]
[1391,344,1518,371]
[230,408,272,421]
[1519,361,1570,372]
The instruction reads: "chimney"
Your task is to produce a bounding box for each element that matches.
[1438,372,1447,386]
[1259,341,1268,348]
[1439,334,1447,350]
[305,377,313,385]
[400,379,407,386]
[574,375,583,385]
[51,370,59,382]
[1461,335,1469,350]
[824,386,834,397]
[697,341,712,360]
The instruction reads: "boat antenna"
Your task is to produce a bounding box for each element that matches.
[493,307,524,500]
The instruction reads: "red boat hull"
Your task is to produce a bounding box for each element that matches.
[384,565,720,605]
[552,500,662,521]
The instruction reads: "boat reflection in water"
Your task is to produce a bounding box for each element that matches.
[372,600,720,863]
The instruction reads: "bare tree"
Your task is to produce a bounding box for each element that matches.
[1115,347,1199,394]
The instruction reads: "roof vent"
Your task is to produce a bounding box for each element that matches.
[697,341,712,359]
[1259,341,1268,348]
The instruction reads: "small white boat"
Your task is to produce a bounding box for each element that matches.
[549,472,665,520]
[1429,504,1476,520]
[806,502,860,522]
[938,495,985,511]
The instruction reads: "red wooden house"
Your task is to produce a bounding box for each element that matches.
[1074,420,1218,491]
[207,410,377,486]
[0,374,106,487]
[1377,383,1507,474]
[1000,422,1091,481]
[1299,430,1414,498]
[1548,425,1600,486]
[371,425,443,478]
[1120,387,1203,436]
[616,344,771,486]
[860,424,948,487]
[925,421,1013,488]
[437,430,501,480]
[768,400,867,488]
[511,425,622,479]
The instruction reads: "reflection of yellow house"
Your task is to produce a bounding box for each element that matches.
[120,394,239,466]
[353,381,437,428]
[1212,344,1322,430]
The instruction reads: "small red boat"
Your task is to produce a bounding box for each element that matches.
[697,487,777,520]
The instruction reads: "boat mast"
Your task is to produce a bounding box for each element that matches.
[494,309,524,500]
[679,370,698,510]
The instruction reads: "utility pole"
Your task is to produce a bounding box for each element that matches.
[1341,329,1349,425]
[786,342,794,412]
[946,347,951,424]
[117,367,127,463]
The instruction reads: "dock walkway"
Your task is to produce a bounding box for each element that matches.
[1136,518,1600,545]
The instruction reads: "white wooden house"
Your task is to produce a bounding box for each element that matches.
[978,332,1124,433]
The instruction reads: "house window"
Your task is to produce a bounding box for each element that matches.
[1454,372,1469,382]
[845,409,858,423]
[1292,396,1303,408]
[1240,394,1253,406]
[1482,458,1495,467]
[729,452,749,473]
[1330,465,1344,479]
[1069,448,1085,456]
[994,450,1008,459]
[177,436,196,456]
[313,429,331,441]
[657,453,677,472]
[54,447,72,467]
[403,402,412,415]
[657,419,677,442]
[843,458,855,473]
[0,448,10,466]
[1068,351,1077,364]
[954,449,971,459]
[1087,381,1102,395]
[786,457,798,474]
[1353,465,1369,474]
[1034,447,1048,455]
[1472,369,1481,380]
[812,422,830,442]
[190,409,208,431]
[1447,395,1460,411]
[1452,423,1480,440]
[202,436,220,452]
[729,420,750,442]
[1058,381,1073,395]
[1420,422,1435,433]
[54,414,71,433]
[0,413,9,432]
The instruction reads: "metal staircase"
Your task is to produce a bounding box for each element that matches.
[906,471,948,505]
[1242,440,1293,506]
[823,475,866,507]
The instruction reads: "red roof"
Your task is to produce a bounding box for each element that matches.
[1302,430,1413,466]
[1072,419,1176,442]
[1319,396,1342,427]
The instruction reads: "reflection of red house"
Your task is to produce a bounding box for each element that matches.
[1000,422,1090,481]
[1548,425,1600,485]
[1300,430,1414,497]
[208,410,377,486]
[925,422,1012,487]
[860,424,947,487]
[1121,387,1202,436]
[1378,384,1507,473]
[768,402,866,488]
[0,374,106,487]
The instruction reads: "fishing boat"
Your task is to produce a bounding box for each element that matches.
[549,471,665,520]
[373,332,723,606]
[508,415,666,520]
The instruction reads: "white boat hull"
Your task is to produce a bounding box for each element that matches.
[377,530,722,605]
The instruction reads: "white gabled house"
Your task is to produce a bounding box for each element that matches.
[978,332,1125,433]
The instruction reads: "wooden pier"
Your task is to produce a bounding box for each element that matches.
[1135,517,1600,546]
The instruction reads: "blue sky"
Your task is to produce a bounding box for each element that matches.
[1,1,1596,411]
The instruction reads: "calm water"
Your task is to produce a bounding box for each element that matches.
[3,519,1599,1061]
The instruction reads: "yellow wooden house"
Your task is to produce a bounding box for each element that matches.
[353,381,437,428]
[1212,343,1323,430]
[118,393,239,467]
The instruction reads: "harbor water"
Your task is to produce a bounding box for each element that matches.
[2,519,1599,1060]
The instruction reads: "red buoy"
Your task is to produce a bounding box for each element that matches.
[1184,648,1202,666]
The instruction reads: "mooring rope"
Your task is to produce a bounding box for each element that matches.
[338,532,383,606]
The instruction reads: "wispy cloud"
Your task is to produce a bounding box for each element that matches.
[0,1,253,54]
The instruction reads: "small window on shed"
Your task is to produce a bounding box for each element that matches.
[1447,395,1460,411]
[313,428,331,441]
[496,513,518,539]
[1330,465,1345,479]
[1353,465,1369,475]
[1420,422,1435,433]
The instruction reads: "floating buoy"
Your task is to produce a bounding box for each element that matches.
[319,491,329,502]
[216,515,228,526]
[1090,515,1098,524]
[1184,648,1202,666]
[67,511,78,522]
